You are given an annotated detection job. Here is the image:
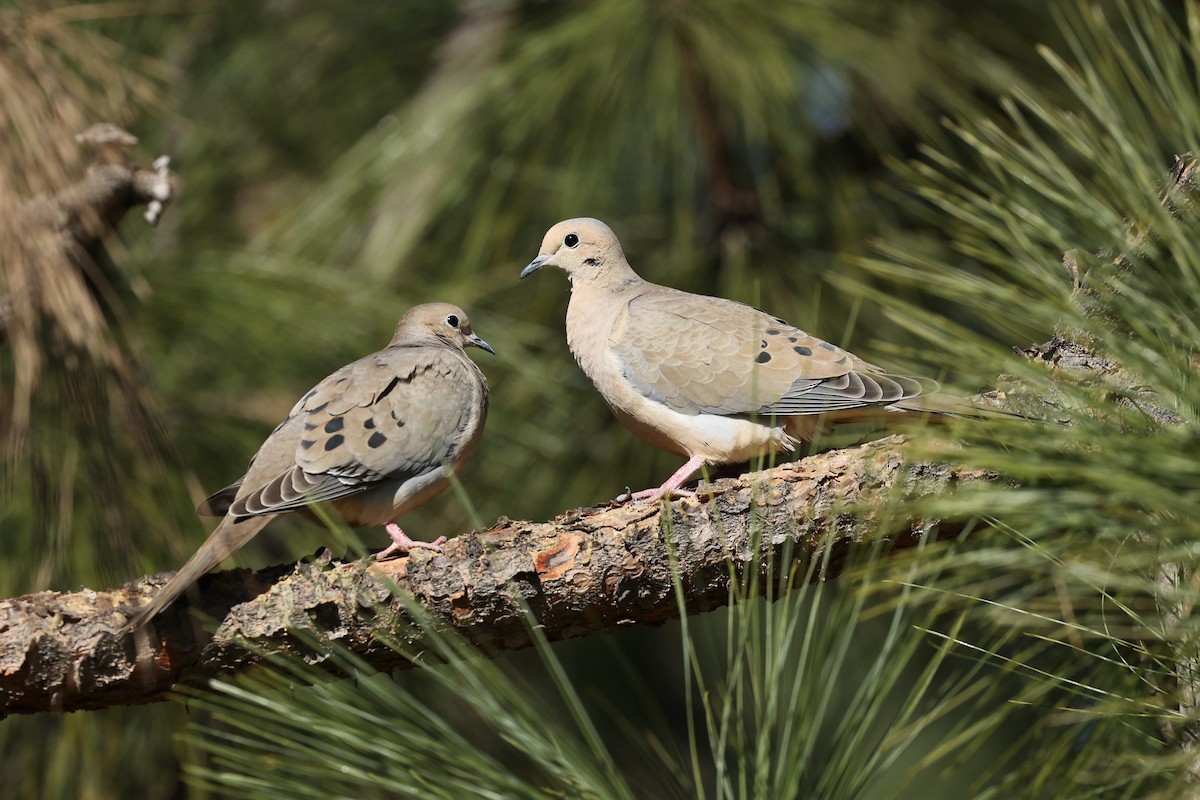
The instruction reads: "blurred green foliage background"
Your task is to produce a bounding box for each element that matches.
[6,0,1200,797]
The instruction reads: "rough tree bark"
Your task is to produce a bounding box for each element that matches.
[0,435,992,716]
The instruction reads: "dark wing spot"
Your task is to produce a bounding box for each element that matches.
[766,328,781,335]
[308,401,329,414]
[787,336,798,343]
[755,352,772,364]
[819,342,837,351]
[324,417,344,433]
[368,432,388,448]
[364,418,376,429]
[324,434,345,451]
[303,422,318,431]
[376,377,401,402]
[300,439,315,449]
[761,339,767,348]
[794,346,812,356]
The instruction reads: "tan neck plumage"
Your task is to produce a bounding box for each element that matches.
[565,269,644,386]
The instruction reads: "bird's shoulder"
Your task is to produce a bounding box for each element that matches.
[611,285,855,411]
[227,344,482,517]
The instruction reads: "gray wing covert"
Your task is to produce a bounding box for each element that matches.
[229,348,477,518]
[611,287,923,418]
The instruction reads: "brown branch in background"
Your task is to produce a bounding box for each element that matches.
[1,3,171,431]
[1031,153,1199,428]
[1048,152,1200,757]
[0,122,177,344]
[0,436,992,716]
[0,119,178,437]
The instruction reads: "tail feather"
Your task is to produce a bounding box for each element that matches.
[784,389,1028,442]
[197,480,242,516]
[888,392,1029,420]
[123,514,273,631]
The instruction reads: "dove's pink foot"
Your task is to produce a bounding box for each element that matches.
[375,523,447,560]
[627,486,697,503]
[621,455,708,505]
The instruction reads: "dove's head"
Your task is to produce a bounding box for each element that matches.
[520,218,638,288]
[391,302,495,355]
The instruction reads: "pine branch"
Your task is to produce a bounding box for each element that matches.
[0,122,177,341]
[0,435,992,716]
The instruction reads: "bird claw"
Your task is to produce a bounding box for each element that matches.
[402,538,446,554]
[375,524,446,561]
[623,486,697,505]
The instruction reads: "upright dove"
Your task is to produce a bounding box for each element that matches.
[520,218,933,504]
[125,302,493,630]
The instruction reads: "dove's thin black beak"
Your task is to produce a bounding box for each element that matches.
[469,333,496,355]
[520,254,548,280]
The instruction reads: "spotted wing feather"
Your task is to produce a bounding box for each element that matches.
[612,286,924,417]
[227,348,481,518]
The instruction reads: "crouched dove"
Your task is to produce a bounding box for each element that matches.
[125,302,493,629]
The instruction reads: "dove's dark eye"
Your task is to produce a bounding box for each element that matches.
[564,233,579,248]
[445,314,460,328]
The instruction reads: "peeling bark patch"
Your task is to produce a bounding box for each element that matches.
[449,591,472,621]
[534,535,583,582]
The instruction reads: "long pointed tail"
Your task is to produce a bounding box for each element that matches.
[889,392,1031,420]
[123,514,273,631]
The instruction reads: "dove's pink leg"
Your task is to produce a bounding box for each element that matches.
[375,523,447,560]
[626,455,708,505]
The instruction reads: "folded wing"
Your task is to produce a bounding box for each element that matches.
[612,288,925,418]
[226,348,478,518]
